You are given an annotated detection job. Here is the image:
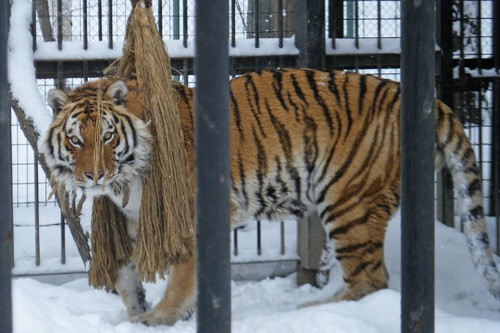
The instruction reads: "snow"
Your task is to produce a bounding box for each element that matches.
[8,0,53,143]
[7,0,500,331]
[11,210,500,333]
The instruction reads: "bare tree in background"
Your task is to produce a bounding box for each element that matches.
[246,0,295,38]
[35,0,55,41]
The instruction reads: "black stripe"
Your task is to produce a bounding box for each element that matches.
[317,112,373,204]
[467,179,482,197]
[342,74,353,140]
[469,205,484,219]
[335,240,372,255]
[305,69,334,134]
[357,75,367,115]
[244,75,267,138]
[230,90,244,141]
[291,74,308,106]
[237,154,249,209]
[328,212,371,238]
[265,100,302,200]
[272,71,289,112]
[252,127,267,217]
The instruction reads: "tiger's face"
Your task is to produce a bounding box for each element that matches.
[43,80,151,195]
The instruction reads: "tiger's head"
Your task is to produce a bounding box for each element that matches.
[43,79,151,195]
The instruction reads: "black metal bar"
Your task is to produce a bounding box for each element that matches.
[254,0,259,48]
[60,212,66,264]
[183,0,188,48]
[477,0,482,75]
[295,0,325,68]
[0,0,13,329]
[436,0,455,227]
[377,0,381,49]
[256,220,262,256]
[57,0,62,50]
[400,0,436,332]
[83,0,88,50]
[158,0,163,37]
[493,0,500,252]
[231,0,236,47]
[34,154,40,266]
[354,0,359,49]
[278,0,283,48]
[280,220,285,255]
[108,0,113,49]
[98,0,103,41]
[31,0,36,51]
[195,1,231,332]
[233,229,238,256]
[331,0,343,49]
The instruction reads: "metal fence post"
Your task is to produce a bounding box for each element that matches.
[0,0,13,331]
[195,1,231,332]
[401,0,436,332]
[436,0,455,228]
[295,0,326,287]
[493,0,500,253]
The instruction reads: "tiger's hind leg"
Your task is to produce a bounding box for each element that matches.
[321,186,399,302]
[133,256,196,326]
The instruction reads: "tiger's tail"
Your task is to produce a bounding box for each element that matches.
[436,102,500,299]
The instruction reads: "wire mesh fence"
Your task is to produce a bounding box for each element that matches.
[11,0,500,277]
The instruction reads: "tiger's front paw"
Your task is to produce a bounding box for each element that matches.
[131,306,194,326]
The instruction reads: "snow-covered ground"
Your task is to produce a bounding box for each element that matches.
[12,210,500,333]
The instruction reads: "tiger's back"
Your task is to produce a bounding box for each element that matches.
[176,68,499,301]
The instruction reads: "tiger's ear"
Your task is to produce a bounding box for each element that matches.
[106,80,128,106]
[47,89,68,116]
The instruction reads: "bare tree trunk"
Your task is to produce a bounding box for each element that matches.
[35,0,55,42]
[10,98,91,264]
[246,0,295,38]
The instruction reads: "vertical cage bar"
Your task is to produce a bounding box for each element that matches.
[331,0,344,49]
[436,0,455,227]
[477,0,482,75]
[60,212,66,264]
[231,0,236,47]
[183,0,188,48]
[354,0,359,48]
[57,0,63,50]
[256,220,262,256]
[0,0,13,327]
[278,0,283,48]
[158,0,163,37]
[401,0,436,331]
[254,0,260,48]
[233,229,238,256]
[280,220,285,255]
[295,0,325,69]
[377,0,381,49]
[108,0,113,49]
[98,0,103,41]
[173,0,180,39]
[493,0,500,254]
[195,0,231,331]
[83,0,88,50]
[34,154,40,266]
[31,0,36,51]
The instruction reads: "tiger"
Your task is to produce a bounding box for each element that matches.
[43,68,500,326]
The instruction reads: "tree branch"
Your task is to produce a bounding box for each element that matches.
[10,97,91,263]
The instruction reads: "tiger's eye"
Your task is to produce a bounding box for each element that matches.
[69,136,81,146]
[103,132,114,142]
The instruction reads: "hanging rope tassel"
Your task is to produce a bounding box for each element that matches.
[88,196,133,290]
[99,0,195,282]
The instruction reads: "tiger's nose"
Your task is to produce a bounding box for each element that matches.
[84,170,105,182]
